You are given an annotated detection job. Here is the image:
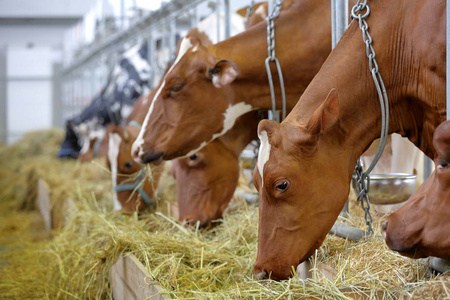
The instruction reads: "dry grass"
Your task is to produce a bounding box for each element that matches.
[0,129,448,299]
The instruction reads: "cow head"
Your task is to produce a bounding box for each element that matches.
[107,124,162,212]
[252,90,351,280]
[171,138,240,228]
[382,121,450,259]
[132,36,253,164]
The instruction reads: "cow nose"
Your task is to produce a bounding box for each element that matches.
[254,270,268,280]
[381,220,388,238]
[132,144,142,163]
[142,151,164,164]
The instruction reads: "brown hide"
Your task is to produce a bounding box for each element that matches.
[132,0,332,163]
[109,8,261,221]
[253,0,446,280]
[77,128,110,162]
[383,121,450,259]
[106,94,164,213]
[107,123,164,213]
[172,111,258,228]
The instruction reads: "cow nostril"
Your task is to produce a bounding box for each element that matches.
[132,145,141,162]
[255,270,268,280]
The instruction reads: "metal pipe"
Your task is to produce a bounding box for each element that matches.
[423,155,434,180]
[216,0,221,42]
[331,0,348,49]
[147,32,155,87]
[329,222,369,241]
[169,18,176,59]
[331,0,336,48]
[224,0,230,38]
[429,257,450,273]
[332,0,350,215]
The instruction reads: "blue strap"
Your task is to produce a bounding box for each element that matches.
[93,136,103,157]
[113,167,154,207]
[127,120,142,129]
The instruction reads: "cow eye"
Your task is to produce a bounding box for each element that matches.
[171,84,184,92]
[124,161,134,169]
[276,181,289,191]
[189,154,198,161]
[437,160,448,169]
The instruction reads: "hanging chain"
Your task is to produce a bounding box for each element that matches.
[351,0,390,235]
[265,0,286,122]
[244,0,256,29]
[354,158,374,234]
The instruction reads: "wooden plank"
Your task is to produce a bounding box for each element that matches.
[64,197,76,226]
[296,260,337,281]
[37,179,51,232]
[111,254,170,300]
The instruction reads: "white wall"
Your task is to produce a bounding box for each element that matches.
[6,46,58,144]
[0,0,93,18]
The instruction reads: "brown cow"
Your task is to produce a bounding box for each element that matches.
[108,5,262,219]
[382,121,450,259]
[172,111,258,227]
[107,95,165,212]
[132,0,331,164]
[252,0,445,280]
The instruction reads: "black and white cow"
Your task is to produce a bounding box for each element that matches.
[58,42,151,159]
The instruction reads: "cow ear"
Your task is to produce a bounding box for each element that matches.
[208,59,240,88]
[307,89,340,135]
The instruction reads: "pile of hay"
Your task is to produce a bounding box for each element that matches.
[0,129,448,299]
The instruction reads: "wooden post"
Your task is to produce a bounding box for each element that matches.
[111,254,170,300]
[37,179,52,233]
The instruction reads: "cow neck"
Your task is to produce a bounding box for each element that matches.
[217,111,259,158]
[288,0,445,173]
[207,0,332,114]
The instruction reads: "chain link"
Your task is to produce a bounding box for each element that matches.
[244,0,256,29]
[266,1,283,60]
[354,158,374,234]
[265,0,286,122]
[350,1,390,235]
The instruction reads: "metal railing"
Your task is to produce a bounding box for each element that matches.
[58,0,234,122]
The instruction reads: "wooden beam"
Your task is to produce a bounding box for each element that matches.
[37,179,52,233]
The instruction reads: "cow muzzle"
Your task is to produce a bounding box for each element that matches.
[132,144,164,165]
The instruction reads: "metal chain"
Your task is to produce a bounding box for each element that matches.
[265,0,286,122]
[244,0,256,29]
[351,0,390,235]
[354,158,374,234]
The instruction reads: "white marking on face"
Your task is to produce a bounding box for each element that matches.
[258,130,271,186]
[132,37,194,159]
[183,102,254,157]
[255,4,268,20]
[79,136,90,155]
[108,133,123,210]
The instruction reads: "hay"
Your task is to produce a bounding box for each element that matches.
[0,129,449,299]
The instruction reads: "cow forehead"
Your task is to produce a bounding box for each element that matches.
[134,37,194,151]
[258,130,272,186]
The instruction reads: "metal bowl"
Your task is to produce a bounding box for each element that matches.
[368,173,417,205]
